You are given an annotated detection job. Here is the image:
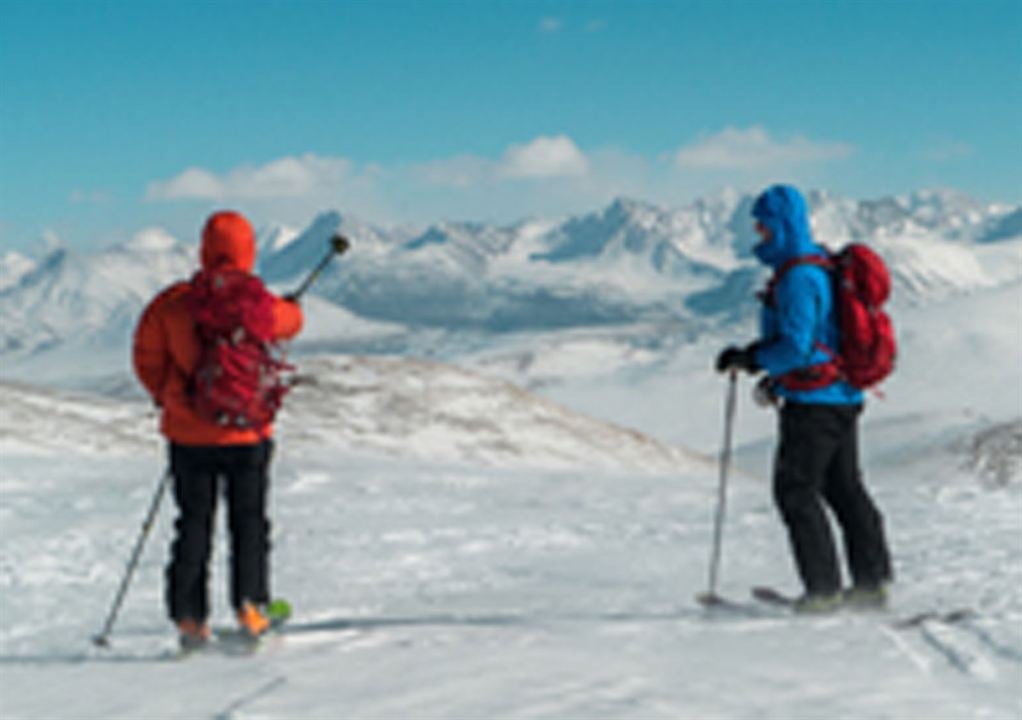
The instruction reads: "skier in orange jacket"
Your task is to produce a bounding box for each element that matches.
[133,211,302,646]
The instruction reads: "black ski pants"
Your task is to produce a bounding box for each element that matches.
[773,402,892,596]
[166,440,273,623]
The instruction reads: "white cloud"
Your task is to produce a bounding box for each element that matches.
[538,17,562,33]
[146,155,352,201]
[675,126,853,170]
[413,135,591,187]
[499,135,589,179]
[146,167,226,200]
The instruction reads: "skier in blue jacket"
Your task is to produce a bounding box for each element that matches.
[716,184,892,612]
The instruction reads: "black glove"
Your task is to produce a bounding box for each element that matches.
[715,344,760,374]
[282,293,300,304]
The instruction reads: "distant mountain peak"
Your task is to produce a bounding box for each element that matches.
[0,251,36,293]
[258,224,301,254]
[606,195,651,213]
[404,226,450,251]
[36,245,72,274]
[602,196,662,226]
[308,210,344,234]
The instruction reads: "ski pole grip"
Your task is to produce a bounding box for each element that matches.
[331,234,351,254]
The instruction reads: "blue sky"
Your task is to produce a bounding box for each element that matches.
[1,0,1020,252]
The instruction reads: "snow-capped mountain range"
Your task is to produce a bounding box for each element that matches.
[1,189,1019,382]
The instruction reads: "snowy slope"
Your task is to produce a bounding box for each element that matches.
[0,355,707,474]
[967,419,1022,486]
[0,251,35,292]
[0,381,158,456]
[257,223,301,255]
[453,278,1022,461]
[0,229,193,356]
[1,376,1020,719]
[279,355,707,472]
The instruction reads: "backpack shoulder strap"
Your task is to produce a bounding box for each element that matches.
[777,254,833,281]
[761,254,833,305]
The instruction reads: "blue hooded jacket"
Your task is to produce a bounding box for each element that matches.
[750,185,863,405]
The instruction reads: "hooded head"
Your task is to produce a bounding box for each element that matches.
[750,185,820,268]
[200,211,256,271]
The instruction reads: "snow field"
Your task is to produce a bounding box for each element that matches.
[1,422,1020,719]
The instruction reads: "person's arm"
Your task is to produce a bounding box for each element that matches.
[753,265,824,377]
[132,292,172,404]
[271,295,303,341]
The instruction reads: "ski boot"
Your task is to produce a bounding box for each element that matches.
[793,591,843,615]
[843,583,889,611]
[237,601,271,639]
[176,618,211,651]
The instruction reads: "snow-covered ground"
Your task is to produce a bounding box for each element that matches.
[2,361,1020,719]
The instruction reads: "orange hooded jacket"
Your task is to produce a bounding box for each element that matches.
[132,211,303,445]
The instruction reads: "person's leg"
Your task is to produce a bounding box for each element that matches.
[822,406,893,589]
[223,440,273,611]
[166,443,218,624]
[773,403,843,597]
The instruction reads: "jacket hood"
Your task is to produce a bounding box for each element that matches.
[751,185,823,268]
[200,211,256,271]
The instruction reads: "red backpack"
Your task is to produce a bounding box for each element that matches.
[766,243,896,391]
[187,268,292,428]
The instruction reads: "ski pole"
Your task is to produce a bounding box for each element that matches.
[699,369,738,606]
[286,234,350,302]
[92,469,171,648]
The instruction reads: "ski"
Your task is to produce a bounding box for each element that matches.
[751,585,975,628]
[696,591,779,618]
[696,591,748,611]
[751,586,796,608]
